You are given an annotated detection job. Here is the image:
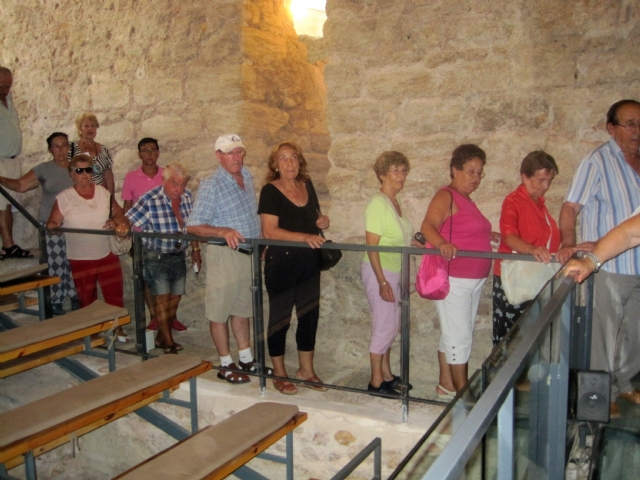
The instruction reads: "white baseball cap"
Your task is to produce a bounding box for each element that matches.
[215,134,245,153]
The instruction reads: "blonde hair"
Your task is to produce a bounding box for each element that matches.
[68,154,94,171]
[162,162,190,182]
[75,112,100,136]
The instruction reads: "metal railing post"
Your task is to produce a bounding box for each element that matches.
[251,238,266,392]
[132,233,146,355]
[400,247,411,423]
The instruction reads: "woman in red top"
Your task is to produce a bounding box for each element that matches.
[493,151,566,345]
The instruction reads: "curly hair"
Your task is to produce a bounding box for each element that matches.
[373,151,410,183]
[75,112,100,136]
[265,141,310,182]
[449,144,486,178]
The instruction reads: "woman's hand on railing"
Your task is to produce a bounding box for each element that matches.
[303,234,325,249]
[437,242,457,260]
[530,245,552,263]
[563,258,594,283]
[115,223,130,239]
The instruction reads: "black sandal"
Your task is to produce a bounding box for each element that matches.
[4,245,33,259]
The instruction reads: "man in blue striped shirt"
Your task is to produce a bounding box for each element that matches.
[559,99,640,417]
[187,134,265,384]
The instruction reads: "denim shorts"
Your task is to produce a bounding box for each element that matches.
[143,250,187,296]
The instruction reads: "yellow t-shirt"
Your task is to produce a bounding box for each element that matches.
[363,193,413,273]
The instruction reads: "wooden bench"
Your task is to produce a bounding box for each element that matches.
[0,299,130,378]
[0,354,212,479]
[0,264,59,320]
[114,402,306,480]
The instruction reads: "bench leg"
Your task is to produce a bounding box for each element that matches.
[0,463,19,480]
[286,431,294,480]
[189,376,198,433]
[24,451,36,480]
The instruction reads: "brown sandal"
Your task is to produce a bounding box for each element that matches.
[294,374,328,392]
[273,379,298,395]
[217,363,250,384]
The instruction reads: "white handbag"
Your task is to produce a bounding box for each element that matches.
[501,260,558,305]
[109,235,132,256]
[501,210,558,305]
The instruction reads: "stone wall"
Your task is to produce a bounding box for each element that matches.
[0,0,329,249]
[323,0,640,239]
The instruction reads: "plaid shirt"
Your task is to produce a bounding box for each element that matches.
[187,166,261,243]
[126,185,194,253]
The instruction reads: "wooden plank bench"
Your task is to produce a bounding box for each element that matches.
[0,354,212,480]
[114,402,307,480]
[0,299,130,378]
[0,264,59,320]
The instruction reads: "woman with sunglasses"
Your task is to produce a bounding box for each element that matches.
[46,154,129,341]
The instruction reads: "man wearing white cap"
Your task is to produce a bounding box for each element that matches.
[187,134,266,383]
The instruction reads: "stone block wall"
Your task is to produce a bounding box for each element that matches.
[323,0,640,239]
[0,0,330,248]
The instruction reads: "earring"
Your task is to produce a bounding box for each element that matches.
[275,168,279,172]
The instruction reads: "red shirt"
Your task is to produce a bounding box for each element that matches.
[494,183,560,276]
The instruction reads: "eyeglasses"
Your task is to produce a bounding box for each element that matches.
[140,148,158,154]
[463,169,485,179]
[613,121,640,132]
[388,168,409,176]
[73,167,93,175]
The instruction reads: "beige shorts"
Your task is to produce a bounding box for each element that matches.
[205,245,254,323]
[0,157,21,209]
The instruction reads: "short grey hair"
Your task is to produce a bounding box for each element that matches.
[162,162,190,182]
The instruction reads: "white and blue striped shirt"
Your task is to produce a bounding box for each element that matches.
[187,166,261,243]
[565,138,640,275]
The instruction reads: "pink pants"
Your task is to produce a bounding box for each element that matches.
[69,253,124,308]
[362,262,401,354]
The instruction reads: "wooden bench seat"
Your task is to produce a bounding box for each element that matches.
[0,264,59,320]
[0,354,212,478]
[0,299,130,377]
[115,402,307,480]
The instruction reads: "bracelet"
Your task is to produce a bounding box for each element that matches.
[380,281,388,286]
[192,247,201,252]
[583,252,601,273]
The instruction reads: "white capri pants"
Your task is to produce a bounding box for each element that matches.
[434,276,486,364]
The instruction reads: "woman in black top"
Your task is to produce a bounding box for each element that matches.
[258,142,330,395]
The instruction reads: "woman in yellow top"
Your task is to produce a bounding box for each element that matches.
[362,151,416,396]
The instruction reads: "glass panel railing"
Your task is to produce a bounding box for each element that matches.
[391,268,578,479]
[392,369,484,479]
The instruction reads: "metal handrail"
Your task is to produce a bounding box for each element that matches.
[330,437,382,480]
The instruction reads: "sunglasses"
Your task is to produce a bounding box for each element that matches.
[73,167,93,175]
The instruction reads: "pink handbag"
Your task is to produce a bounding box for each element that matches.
[416,191,452,300]
[416,245,450,299]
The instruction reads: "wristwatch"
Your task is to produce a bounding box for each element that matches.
[582,252,601,273]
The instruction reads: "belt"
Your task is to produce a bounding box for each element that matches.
[9,156,16,159]
[144,250,185,258]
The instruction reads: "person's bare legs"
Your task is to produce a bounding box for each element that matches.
[154,293,181,350]
[210,321,231,356]
[0,206,14,248]
[437,350,469,394]
[451,363,468,392]
[229,315,250,351]
[271,355,287,377]
[438,350,455,393]
[297,350,319,380]
[144,282,156,320]
[369,350,391,387]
